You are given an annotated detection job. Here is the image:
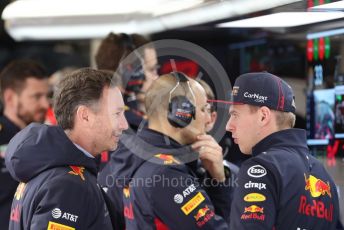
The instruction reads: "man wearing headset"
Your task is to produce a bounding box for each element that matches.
[98,72,231,229]
[95,33,159,131]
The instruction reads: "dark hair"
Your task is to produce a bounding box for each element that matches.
[53,68,121,129]
[0,59,48,100]
[95,33,152,71]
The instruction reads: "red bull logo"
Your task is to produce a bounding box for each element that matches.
[193,205,215,227]
[155,154,180,165]
[304,174,331,198]
[194,206,210,221]
[244,205,264,214]
[298,195,333,221]
[241,212,265,221]
[68,166,85,181]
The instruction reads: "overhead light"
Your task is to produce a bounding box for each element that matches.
[2,0,205,18]
[2,0,302,41]
[309,0,344,12]
[306,1,344,39]
[307,27,344,39]
[217,12,344,28]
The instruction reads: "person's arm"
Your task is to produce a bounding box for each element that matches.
[150,166,229,230]
[230,160,279,229]
[192,134,225,182]
[191,134,233,223]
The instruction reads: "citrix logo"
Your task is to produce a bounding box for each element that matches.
[244,181,266,190]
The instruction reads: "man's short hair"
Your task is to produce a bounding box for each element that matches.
[53,68,121,129]
[248,105,296,129]
[273,110,296,129]
[145,73,195,120]
[95,33,152,71]
[0,59,48,100]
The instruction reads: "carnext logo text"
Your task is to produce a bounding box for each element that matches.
[244,92,268,103]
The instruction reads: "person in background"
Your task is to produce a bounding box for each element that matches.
[226,72,342,229]
[197,79,239,209]
[0,59,49,229]
[95,32,159,131]
[196,79,217,133]
[5,68,128,229]
[45,67,77,125]
[197,79,250,168]
[99,72,231,229]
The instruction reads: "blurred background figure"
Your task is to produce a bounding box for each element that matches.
[197,79,248,170]
[45,66,77,125]
[0,59,49,229]
[197,79,240,177]
[95,33,159,131]
[196,79,217,132]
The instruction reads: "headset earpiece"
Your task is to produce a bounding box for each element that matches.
[119,33,145,95]
[167,72,196,128]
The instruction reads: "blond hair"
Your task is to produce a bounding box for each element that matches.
[145,73,196,120]
[249,105,296,129]
[273,110,296,129]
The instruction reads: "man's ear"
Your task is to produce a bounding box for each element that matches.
[211,111,217,124]
[259,106,271,126]
[3,88,18,107]
[75,105,92,125]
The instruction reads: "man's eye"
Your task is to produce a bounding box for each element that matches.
[229,113,237,119]
[33,95,41,100]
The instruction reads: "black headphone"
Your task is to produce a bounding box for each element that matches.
[119,33,145,95]
[167,72,196,128]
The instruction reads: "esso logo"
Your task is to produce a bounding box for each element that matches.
[247,165,266,178]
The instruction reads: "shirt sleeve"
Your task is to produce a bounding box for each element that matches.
[230,160,279,230]
[150,166,230,230]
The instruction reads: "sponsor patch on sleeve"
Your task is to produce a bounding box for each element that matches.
[14,183,26,200]
[47,221,75,230]
[181,192,205,215]
[243,193,266,202]
[154,154,181,165]
[194,205,215,227]
[68,166,85,181]
[247,165,267,178]
[241,205,266,221]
